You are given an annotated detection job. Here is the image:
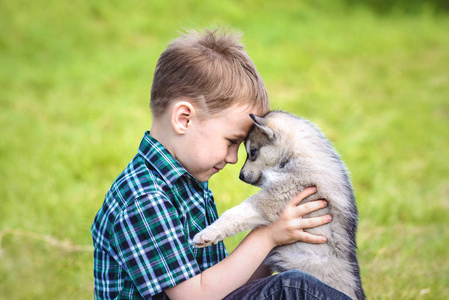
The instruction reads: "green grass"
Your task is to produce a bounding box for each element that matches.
[1,1,448,299]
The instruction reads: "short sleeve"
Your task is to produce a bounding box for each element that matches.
[111,192,201,298]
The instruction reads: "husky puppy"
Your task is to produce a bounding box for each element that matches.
[193,111,364,300]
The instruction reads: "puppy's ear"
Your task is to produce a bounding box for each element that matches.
[249,114,275,140]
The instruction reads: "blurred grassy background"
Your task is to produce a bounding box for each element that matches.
[1,0,448,299]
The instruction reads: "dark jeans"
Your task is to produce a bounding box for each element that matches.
[223,270,352,300]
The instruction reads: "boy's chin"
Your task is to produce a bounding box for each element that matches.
[192,167,222,182]
[193,173,212,183]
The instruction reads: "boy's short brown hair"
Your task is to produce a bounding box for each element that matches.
[150,28,270,117]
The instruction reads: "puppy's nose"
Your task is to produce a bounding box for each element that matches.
[239,172,244,181]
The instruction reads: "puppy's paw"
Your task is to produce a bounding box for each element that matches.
[193,228,224,248]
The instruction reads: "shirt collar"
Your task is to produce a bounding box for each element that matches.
[138,131,206,189]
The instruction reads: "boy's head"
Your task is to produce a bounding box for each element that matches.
[150,27,270,118]
[149,28,270,182]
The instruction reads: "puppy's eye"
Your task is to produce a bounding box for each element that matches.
[249,149,257,160]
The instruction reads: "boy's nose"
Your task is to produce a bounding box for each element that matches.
[225,148,238,165]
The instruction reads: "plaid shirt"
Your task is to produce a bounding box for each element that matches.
[91,132,227,299]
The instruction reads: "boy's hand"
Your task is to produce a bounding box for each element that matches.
[267,186,331,246]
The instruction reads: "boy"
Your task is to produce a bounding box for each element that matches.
[91,28,350,299]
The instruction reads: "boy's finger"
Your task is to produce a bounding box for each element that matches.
[298,214,332,229]
[290,186,317,207]
[297,232,327,244]
[296,200,328,217]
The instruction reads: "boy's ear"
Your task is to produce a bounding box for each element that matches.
[171,101,196,134]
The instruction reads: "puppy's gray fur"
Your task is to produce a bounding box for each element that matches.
[193,111,365,299]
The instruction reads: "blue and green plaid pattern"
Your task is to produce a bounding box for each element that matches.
[91,132,227,299]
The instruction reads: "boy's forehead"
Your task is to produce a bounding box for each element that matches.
[231,129,251,140]
[206,102,262,137]
[225,103,262,119]
[228,103,260,129]
[224,115,255,138]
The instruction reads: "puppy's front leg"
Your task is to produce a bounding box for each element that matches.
[193,200,268,248]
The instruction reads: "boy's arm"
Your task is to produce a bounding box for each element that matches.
[166,225,277,300]
[165,187,330,300]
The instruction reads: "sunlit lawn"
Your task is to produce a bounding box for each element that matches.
[1,1,448,299]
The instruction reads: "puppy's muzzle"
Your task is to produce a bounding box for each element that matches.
[239,171,253,184]
[239,171,246,182]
